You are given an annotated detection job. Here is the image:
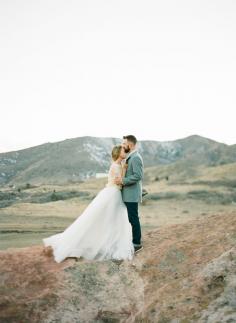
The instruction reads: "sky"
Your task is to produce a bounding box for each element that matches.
[0,0,235,153]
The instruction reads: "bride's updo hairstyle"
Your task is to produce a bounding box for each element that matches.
[111,145,122,161]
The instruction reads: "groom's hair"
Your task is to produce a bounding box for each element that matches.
[123,135,137,145]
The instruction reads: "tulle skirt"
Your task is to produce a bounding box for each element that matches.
[43,186,134,263]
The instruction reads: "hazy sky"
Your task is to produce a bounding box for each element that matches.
[1,0,235,153]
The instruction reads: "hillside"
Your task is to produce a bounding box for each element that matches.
[0,135,235,186]
[1,211,236,322]
[1,141,236,321]
[144,159,236,184]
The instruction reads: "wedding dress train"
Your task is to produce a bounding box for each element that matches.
[42,162,134,263]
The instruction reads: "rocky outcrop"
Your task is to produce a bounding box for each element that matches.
[0,211,236,322]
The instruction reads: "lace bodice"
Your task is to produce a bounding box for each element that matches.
[106,162,122,188]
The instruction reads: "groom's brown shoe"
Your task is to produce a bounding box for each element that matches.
[134,245,143,254]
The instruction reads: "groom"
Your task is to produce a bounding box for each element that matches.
[115,135,144,253]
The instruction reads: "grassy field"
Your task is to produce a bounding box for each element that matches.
[1,162,236,250]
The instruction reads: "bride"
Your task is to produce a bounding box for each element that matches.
[42,145,135,263]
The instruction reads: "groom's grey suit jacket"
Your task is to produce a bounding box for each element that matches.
[121,150,144,203]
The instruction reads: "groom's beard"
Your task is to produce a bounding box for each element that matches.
[124,147,130,153]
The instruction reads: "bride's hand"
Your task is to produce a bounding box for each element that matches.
[114,176,123,185]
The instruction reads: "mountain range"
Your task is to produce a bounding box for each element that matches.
[0,135,235,186]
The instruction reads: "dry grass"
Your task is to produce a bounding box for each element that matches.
[1,162,236,250]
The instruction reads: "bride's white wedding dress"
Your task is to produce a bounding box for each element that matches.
[43,162,134,263]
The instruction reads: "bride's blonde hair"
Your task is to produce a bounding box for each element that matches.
[111,145,122,161]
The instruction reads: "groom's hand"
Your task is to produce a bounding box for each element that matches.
[114,176,123,185]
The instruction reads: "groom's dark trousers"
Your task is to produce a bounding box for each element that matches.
[124,202,141,245]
